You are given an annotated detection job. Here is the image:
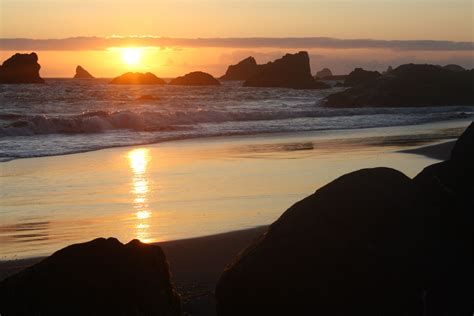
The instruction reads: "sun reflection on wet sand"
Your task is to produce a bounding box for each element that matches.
[127,148,154,243]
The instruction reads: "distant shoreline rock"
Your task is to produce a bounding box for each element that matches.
[325,64,474,107]
[110,72,166,84]
[314,67,333,79]
[74,65,94,79]
[0,52,44,84]
[220,57,259,81]
[243,51,330,89]
[169,71,220,86]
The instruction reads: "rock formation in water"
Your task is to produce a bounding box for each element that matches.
[0,52,44,84]
[169,71,220,86]
[0,237,181,315]
[73,65,94,79]
[383,65,393,74]
[343,67,381,87]
[220,57,259,81]
[243,51,330,89]
[325,64,474,107]
[216,122,473,316]
[442,64,465,72]
[110,72,166,84]
[314,68,333,79]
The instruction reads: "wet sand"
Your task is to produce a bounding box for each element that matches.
[0,121,466,315]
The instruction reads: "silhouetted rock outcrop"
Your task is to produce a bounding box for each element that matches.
[0,237,181,315]
[343,67,381,87]
[216,122,473,316]
[169,71,220,86]
[314,67,333,79]
[443,64,465,72]
[243,51,330,89]
[217,167,423,315]
[73,65,94,79]
[220,57,259,81]
[0,52,44,84]
[110,72,166,84]
[325,64,474,107]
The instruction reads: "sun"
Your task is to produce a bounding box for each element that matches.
[122,48,142,65]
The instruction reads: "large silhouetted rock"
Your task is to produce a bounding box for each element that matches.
[73,65,94,79]
[343,67,381,87]
[243,51,329,89]
[0,52,44,84]
[216,122,474,316]
[0,238,181,316]
[325,64,474,107]
[169,71,220,86]
[412,122,473,315]
[216,167,426,315]
[314,67,333,79]
[220,57,259,81]
[110,72,166,84]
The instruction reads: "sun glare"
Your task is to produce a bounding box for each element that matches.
[122,48,142,65]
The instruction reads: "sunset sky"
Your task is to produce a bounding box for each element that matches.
[1,0,472,77]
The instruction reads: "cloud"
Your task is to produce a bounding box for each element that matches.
[0,36,472,51]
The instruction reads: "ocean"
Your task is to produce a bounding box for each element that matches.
[1,79,473,161]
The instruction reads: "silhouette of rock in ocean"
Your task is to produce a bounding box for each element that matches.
[0,52,44,84]
[110,72,166,84]
[216,122,473,316]
[0,237,181,316]
[383,65,393,74]
[314,67,333,79]
[325,64,474,107]
[243,51,330,89]
[442,64,465,72]
[73,65,94,79]
[343,67,381,87]
[220,57,259,81]
[169,71,220,86]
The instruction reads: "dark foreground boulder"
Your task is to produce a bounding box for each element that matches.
[220,57,259,81]
[216,122,474,316]
[169,71,220,86]
[343,67,381,87]
[0,237,181,316]
[217,167,425,315]
[412,122,473,315]
[110,72,166,84]
[325,64,474,107]
[243,51,330,89]
[0,52,44,84]
[73,65,94,79]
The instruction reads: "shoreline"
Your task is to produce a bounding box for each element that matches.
[1,118,471,163]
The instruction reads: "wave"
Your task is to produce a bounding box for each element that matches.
[1,106,473,137]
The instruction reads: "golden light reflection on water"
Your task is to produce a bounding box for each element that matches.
[127,148,154,243]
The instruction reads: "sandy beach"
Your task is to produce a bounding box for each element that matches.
[0,119,470,314]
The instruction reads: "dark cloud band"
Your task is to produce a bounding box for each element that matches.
[1,36,472,51]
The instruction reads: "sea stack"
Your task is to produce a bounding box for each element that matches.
[243,51,329,89]
[220,57,259,81]
[110,72,166,84]
[169,71,220,86]
[74,65,94,79]
[325,64,474,107]
[0,52,44,83]
[0,237,181,315]
[314,68,333,79]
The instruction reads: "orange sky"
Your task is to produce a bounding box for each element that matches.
[0,0,472,77]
